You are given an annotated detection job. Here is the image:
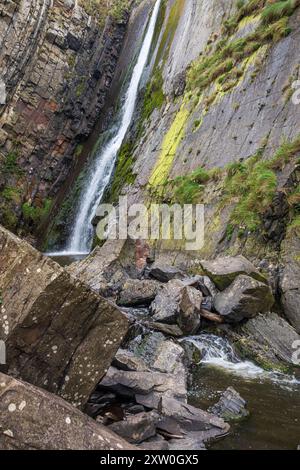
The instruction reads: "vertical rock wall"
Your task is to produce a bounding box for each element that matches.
[0,0,129,239]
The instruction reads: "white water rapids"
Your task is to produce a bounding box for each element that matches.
[183,334,300,388]
[62,0,162,255]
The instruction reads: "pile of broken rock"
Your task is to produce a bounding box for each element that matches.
[1,226,299,450]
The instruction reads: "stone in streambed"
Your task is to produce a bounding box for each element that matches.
[0,372,135,450]
[149,263,184,282]
[108,411,159,444]
[0,226,128,408]
[209,387,249,422]
[117,279,162,307]
[200,255,267,290]
[214,275,274,323]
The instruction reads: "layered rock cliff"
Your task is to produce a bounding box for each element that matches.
[0,0,130,239]
[104,0,300,332]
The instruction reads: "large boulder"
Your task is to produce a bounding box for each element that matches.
[240,312,300,366]
[0,226,128,408]
[151,280,202,333]
[280,235,300,333]
[117,279,162,307]
[0,373,135,450]
[68,238,136,293]
[128,331,187,377]
[200,255,267,290]
[214,275,274,323]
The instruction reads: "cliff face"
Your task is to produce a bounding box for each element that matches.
[0,0,129,239]
[108,0,300,253]
[107,0,300,330]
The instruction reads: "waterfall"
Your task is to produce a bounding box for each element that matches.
[64,0,162,255]
[182,334,300,387]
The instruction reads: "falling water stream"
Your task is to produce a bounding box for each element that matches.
[59,0,162,256]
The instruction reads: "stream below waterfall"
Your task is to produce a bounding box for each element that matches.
[185,334,300,450]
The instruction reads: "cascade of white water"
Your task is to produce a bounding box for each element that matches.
[183,334,300,387]
[64,0,162,255]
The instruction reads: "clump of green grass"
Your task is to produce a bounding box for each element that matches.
[22,199,52,224]
[261,0,300,24]
[187,0,298,95]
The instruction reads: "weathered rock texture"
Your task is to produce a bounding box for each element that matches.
[105,0,300,331]
[0,225,128,408]
[0,0,129,237]
[0,372,135,450]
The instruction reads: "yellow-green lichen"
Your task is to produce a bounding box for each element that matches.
[149,104,189,187]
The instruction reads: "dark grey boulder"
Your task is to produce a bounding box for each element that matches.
[214,275,274,323]
[117,279,162,307]
[149,263,184,283]
[200,255,267,290]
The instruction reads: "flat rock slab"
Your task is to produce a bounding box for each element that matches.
[158,396,229,434]
[149,263,184,282]
[200,255,267,290]
[100,367,187,409]
[0,373,135,450]
[0,226,128,408]
[214,275,274,323]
